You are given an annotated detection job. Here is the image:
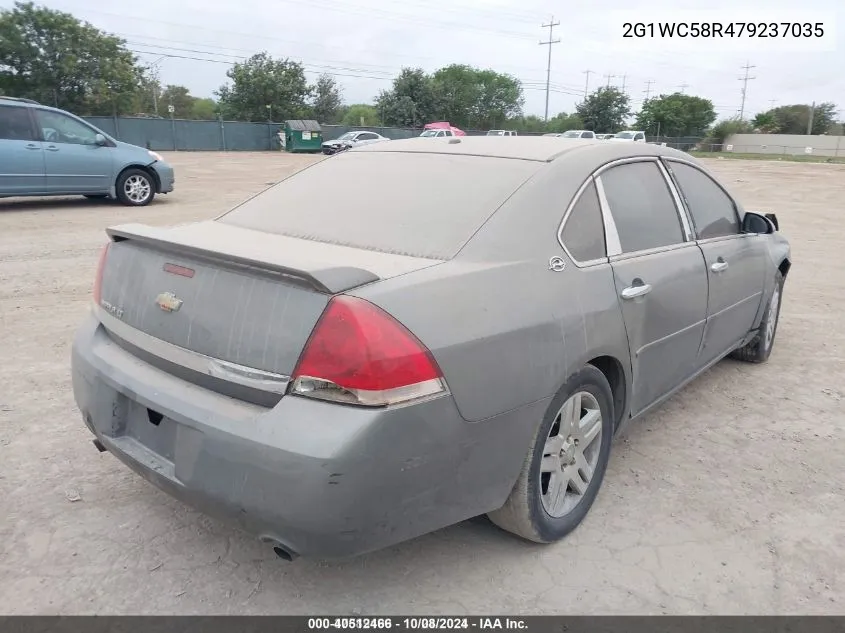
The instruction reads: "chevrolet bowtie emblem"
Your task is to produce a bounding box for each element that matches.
[156,291,183,312]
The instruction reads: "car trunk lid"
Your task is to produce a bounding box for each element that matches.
[96,221,443,383]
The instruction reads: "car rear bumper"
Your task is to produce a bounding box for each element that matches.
[70,313,540,559]
[152,161,175,193]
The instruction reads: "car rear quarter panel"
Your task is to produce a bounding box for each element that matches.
[354,154,632,426]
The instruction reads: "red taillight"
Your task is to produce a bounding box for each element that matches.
[92,242,111,305]
[291,295,446,407]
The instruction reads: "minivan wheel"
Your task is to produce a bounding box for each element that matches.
[116,168,155,206]
[487,364,614,544]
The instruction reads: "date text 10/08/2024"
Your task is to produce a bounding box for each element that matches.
[623,22,825,38]
[308,618,528,630]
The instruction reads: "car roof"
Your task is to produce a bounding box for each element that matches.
[354,135,693,163]
[0,96,38,107]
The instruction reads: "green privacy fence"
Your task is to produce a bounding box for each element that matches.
[81,117,459,151]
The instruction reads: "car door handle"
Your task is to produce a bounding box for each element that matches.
[621,282,652,300]
[45,145,59,151]
[711,260,729,273]
[25,143,41,150]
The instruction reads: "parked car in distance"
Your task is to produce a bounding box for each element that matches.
[610,130,647,142]
[0,96,174,206]
[595,133,615,140]
[420,122,466,137]
[72,137,790,561]
[487,130,517,136]
[321,131,389,155]
[559,130,596,139]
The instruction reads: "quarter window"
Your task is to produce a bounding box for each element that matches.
[600,161,684,253]
[34,110,98,145]
[668,161,740,239]
[0,105,36,141]
[561,180,606,262]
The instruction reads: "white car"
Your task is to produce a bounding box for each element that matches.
[610,130,647,143]
[420,129,457,138]
[558,130,596,139]
[322,131,389,155]
[486,130,518,136]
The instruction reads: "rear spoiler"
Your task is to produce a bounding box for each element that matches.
[105,225,380,294]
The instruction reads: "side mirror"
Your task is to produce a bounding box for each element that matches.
[94,133,107,146]
[742,212,774,234]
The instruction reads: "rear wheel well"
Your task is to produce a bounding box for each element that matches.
[117,164,160,193]
[778,258,791,280]
[587,356,626,430]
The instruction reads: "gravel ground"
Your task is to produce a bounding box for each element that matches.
[0,152,843,615]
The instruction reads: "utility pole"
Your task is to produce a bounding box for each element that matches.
[807,101,815,134]
[147,56,166,117]
[738,61,756,120]
[643,79,655,101]
[582,70,594,99]
[620,74,627,94]
[604,73,616,88]
[539,16,561,122]
[769,99,777,109]
[677,83,689,94]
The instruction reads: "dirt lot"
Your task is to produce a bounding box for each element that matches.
[1,152,843,615]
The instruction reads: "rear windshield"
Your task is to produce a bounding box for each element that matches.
[218,152,540,259]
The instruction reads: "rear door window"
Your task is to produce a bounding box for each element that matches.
[600,161,685,254]
[0,105,36,141]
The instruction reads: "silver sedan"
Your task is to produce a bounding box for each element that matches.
[321,130,389,154]
[71,137,790,560]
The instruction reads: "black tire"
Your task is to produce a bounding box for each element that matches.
[487,364,615,544]
[730,271,784,363]
[84,194,108,199]
[115,168,155,207]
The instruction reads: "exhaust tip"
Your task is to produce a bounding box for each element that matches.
[273,546,296,561]
[92,438,107,453]
[260,535,299,561]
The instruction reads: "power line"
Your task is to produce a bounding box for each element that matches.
[539,16,561,122]
[738,61,756,120]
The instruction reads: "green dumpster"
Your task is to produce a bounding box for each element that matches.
[283,120,323,153]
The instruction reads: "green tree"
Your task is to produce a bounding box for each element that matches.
[160,84,195,119]
[431,64,523,129]
[341,103,380,126]
[375,68,440,127]
[547,112,584,133]
[0,1,142,115]
[754,103,838,135]
[191,97,217,120]
[751,111,778,133]
[216,52,310,122]
[508,115,548,134]
[575,87,631,133]
[634,92,716,137]
[310,73,342,124]
[702,118,754,147]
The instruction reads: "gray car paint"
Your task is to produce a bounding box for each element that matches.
[71,137,791,559]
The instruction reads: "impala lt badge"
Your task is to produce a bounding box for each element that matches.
[156,292,183,313]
